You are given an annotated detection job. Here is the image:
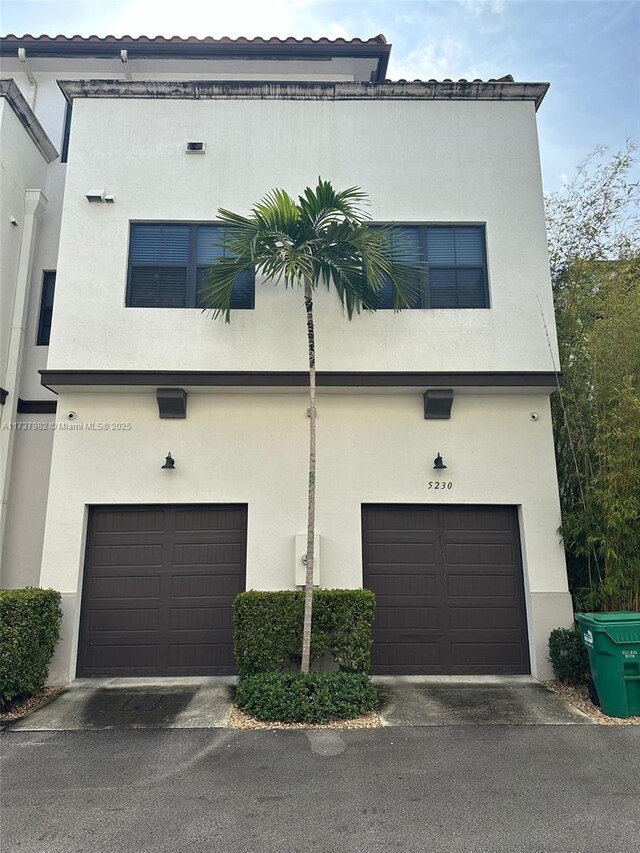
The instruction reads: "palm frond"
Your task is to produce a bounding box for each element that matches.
[202,180,423,321]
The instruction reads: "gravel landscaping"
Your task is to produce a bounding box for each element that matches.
[0,686,63,722]
[543,680,640,725]
[229,706,382,730]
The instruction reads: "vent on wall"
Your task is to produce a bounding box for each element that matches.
[185,142,205,154]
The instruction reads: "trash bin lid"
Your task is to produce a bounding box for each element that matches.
[575,612,640,625]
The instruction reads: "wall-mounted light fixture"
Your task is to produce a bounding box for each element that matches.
[85,191,116,203]
[161,452,175,470]
[433,452,447,470]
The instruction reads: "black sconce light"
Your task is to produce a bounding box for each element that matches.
[433,452,447,470]
[161,452,175,470]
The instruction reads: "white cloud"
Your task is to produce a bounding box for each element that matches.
[106,0,324,39]
[391,37,492,81]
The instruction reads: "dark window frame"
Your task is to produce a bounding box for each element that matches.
[36,270,56,346]
[370,223,490,310]
[126,222,255,310]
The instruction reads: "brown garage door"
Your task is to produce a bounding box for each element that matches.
[77,505,246,677]
[362,505,529,674]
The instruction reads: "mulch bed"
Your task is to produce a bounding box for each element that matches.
[543,680,640,725]
[229,706,382,730]
[0,687,63,722]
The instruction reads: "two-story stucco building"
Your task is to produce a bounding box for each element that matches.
[0,33,573,684]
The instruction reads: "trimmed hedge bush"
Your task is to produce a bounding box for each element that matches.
[233,589,376,675]
[236,671,378,723]
[548,626,590,684]
[0,588,62,707]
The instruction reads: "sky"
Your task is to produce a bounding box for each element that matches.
[1,0,638,191]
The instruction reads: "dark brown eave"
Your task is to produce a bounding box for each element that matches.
[57,78,549,109]
[40,370,561,393]
[0,79,59,161]
[1,34,391,82]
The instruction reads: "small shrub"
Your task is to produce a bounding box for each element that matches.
[233,589,375,675]
[548,626,590,684]
[236,671,378,723]
[0,588,62,708]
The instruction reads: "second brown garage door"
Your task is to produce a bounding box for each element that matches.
[363,505,529,674]
[78,505,246,677]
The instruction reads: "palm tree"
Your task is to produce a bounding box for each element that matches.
[201,179,419,672]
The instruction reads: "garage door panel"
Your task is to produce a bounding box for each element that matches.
[446,574,517,597]
[170,606,234,630]
[84,643,158,671]
[87,608,160,632]
[444,543,515,566]
[366,572,437,595]
[89,575,161,599]
[363,505,529,675]
[442,507,512,531]
[168,643,235,670]
[374,642,441,669]
[170,573,244,598]
[95,509,165,534]
[91,544,163,567]
[78,504,246,677]
[172,542,245,566]
[365,507,437,531]
[366,543,436,564]
[374,606,441,629]
[451,642,526,670]
[448,605,522,630]
[174,507,246,532]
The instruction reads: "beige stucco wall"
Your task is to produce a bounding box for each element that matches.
[1,413,54,587]
[47,96,558,375]
[40,390,572,682]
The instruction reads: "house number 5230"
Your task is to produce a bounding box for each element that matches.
[428,481,453,490]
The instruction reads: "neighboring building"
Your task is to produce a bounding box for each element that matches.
[0,33,572,683]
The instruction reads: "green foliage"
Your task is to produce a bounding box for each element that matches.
[233,589,376,675]
[200,177,422,321]
[236,671,378,723]
[0,588,62,707]
[546,143,640,611]
[548,627,591,685]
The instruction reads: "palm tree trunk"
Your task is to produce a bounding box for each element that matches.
[301,279,316,673]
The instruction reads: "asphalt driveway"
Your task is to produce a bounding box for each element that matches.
[2,726,639,853]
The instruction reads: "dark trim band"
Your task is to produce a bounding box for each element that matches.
[0,387,8,405]
[40,370,561,391]
[0,80,59,162]
[57,79,549,110]
[17,398,58,414]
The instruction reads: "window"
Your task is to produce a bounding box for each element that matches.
[37,271,56,345]
[372,225,489,309]
[127,223,254,309]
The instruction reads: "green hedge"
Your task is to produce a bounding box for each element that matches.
[548,626,590,685]
[233,589,376,675]
[0,588,62,707]
[236,671,378,723]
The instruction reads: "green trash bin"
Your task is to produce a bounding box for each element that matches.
[575,612,640,718]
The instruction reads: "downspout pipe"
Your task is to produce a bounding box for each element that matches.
[18,48,37,109]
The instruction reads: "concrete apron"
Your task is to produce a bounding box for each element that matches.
[9,675,592,731]
[372,675,594,726]
[9,677,236,732]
